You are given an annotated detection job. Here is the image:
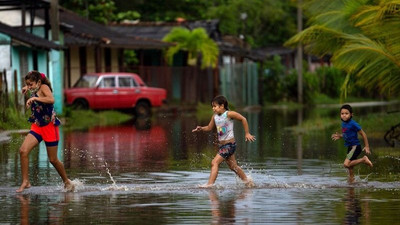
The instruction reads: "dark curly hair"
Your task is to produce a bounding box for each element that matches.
[25,70,53,92]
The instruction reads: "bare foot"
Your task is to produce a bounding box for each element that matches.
[198,183,214,189]
[16,181,31,193]
[64,179,75,192]
[364,156,373,167]
[244,179,255,188]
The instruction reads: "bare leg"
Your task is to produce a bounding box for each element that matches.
[200,154,224,188]
[46,146,74,191]
[344,156,373,169]
[226,154,254,187]
[16,134,38,193]
[347,167,355,183]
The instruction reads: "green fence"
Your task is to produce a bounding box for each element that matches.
[219,61,259,107]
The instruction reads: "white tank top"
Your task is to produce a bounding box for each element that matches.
[214,111,234,141]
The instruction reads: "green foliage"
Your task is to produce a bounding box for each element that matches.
[60,0,141,24]
[114,0,217,21]
[64,109,133,131]
[262,56,319,104]
[163,27,219,69]
[285,0,400,99]
[123,50,139,66]
[0,93,30,130]
[195,102,213,122]
[262,54,382,104]
[0,107,29,130]
[207,0,297,47]
[115,11,140,23]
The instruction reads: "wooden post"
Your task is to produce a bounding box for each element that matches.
[0,71,3,103]
[50,0,59,41]
[3,69,8,107]
[13,70,19,112]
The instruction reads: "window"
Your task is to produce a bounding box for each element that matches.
[100,77,115,88]
[118,77,133,87]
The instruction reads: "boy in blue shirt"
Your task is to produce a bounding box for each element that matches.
[331,104,373,182]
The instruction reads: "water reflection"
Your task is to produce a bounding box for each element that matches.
[1,104,400,224]
[343,187,370,225]
[64,118,168,174]
[16,194,29,225]
[297,108,303,175]
[208,189,252,225]
[16,193,75,225]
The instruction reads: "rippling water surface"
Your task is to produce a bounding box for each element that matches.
[1,105,400,224]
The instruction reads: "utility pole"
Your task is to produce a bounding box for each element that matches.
[50,0,59,41]
[297,0,303,104]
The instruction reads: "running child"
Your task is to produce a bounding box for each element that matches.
[192,95,256,188]
[331,104,373,182]
[16,71,74,192]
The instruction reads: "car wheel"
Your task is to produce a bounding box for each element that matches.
[135,101,151,117]
[73,99,89,110]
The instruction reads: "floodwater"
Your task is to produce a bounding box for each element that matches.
[1,103,400,224]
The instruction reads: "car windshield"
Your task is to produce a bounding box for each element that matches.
[73,75,99,88]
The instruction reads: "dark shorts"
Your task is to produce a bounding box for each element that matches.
[218,142,236,159]
[29,123,59,147]
[346,145,362,161]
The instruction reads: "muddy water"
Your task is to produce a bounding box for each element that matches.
[1,105,400,224]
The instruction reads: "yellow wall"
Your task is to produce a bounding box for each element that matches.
[70,46,80,86]
[66,47,121,87]
[86,47,95,73]
[111,49,119,71]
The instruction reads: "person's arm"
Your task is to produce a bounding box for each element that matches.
[26,85,54,108]
[22,86,28,95]
[331,132,342,141]
[192,115,215,132]
[359,129,370,154]
[227,111,256,142]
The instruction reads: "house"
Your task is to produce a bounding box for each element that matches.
[0,1,173,110]
[109,20,260,106]
[0,0,65,112]
[47,7,172,89]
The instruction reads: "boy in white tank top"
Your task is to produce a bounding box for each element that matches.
[192,95,256,188]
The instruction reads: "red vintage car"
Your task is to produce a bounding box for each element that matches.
[64,73,167,116]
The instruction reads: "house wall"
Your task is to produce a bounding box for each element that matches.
[87,47,96,73]
[111,49,119,71]
[69,46,80,86]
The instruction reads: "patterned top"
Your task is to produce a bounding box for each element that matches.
[341,119,361,147]
[214,111,234,141]
[28,93,60,127]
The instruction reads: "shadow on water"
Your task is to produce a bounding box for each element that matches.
[1,103,400,224]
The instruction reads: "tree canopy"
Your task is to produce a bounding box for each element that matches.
[62,0,298,47]
[285,0,400,98]
[162,27,219,69]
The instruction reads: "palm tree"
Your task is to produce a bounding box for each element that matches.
[162,27,219,69]
[285,0,400,98]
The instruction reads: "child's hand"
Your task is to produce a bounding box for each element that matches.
[192,126,202,132]
[245,133,256,142]
[331,132,341,141]
[26,97,36,109]
[363,146,371,154]
[22,86,28,94]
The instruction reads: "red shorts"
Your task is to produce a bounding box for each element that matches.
[29,123,59,146]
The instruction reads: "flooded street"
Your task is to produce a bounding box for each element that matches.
[1,105,400,224]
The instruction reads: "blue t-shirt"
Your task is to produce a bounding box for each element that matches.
[341,119,361,147]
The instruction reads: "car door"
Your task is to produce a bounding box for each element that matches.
[117,75,140,108]
[94,76,119,109]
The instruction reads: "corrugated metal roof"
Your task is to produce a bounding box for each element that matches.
[0,21,63,50]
